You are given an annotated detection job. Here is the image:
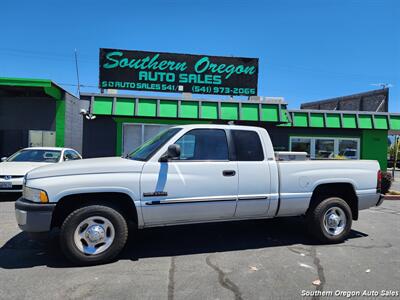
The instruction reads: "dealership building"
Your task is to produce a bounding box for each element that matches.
[1,76,398,170]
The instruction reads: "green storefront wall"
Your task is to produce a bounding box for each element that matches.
[85,93,397,170]
[114,118,388,169]
[67,96,394,170]
[361,130,388,170]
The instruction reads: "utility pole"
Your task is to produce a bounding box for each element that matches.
[393,135,399,179]
[74,49,81,97]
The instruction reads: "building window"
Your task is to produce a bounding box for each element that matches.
[315,139,335,159]
[291,138,311,153]
[290,136,360,160]
[338,139,358,159]
[122,123,173,156]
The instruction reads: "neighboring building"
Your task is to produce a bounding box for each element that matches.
[0,77,82,157]
[1,77,399,170]
[300,88,389,112]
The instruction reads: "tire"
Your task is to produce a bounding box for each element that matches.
[307,197,352,243]
[60,205,128,265]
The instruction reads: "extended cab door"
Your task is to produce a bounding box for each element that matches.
[232,129,271,217]
[140,128,238,225]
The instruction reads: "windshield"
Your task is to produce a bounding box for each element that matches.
[339,150,356,157]
[7,149,61,163]
[128,128,181,161]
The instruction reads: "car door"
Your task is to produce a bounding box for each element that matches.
[140,128,238,225]
[232,129,271,217]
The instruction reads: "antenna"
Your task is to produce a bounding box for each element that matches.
[74,48,81,97]
[370,83,393,89]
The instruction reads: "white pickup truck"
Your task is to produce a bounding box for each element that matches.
[15,124,383,265]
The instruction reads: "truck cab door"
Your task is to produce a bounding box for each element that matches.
[140,128,238,226]
[231,130,271,217]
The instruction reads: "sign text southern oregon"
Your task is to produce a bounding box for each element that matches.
[99,48,258,96]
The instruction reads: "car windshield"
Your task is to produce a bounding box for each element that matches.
[128,128,181,161]
[7,149,61,163]
[339,150,356,157]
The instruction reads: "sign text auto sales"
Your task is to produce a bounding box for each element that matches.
[99,48,259,96]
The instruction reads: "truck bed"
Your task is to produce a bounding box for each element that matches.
[276,159,380,217]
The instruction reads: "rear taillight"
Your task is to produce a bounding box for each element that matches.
[377,170,382,193]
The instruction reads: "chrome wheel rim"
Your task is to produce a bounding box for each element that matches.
[323,207,346,236]
[73,216,115,255]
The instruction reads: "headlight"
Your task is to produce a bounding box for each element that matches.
[23,186,49,203]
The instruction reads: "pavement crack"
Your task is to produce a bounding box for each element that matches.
[288,246,326,300]
[310,247,326,300]
[168,256,176,300]
[205,255,243,300]
[339,243,392,249]
[287,246,311,256]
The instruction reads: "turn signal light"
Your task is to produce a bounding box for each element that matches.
[39,191,49,203]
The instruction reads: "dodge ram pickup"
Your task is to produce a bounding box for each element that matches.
[15,124,383,265]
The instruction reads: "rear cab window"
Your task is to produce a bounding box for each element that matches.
[231,130,264,161]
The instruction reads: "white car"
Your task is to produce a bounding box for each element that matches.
[0,147,81,193]
[15,125,382,265]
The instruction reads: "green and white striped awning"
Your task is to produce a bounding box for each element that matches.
[286,109,400,130]
[82,93,400,131]
[83,94,289,123]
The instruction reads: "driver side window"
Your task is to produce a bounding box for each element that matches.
[174,129,228,161]
[64,150,81,161]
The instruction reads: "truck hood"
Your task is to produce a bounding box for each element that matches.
[26,157,145,180]
[0,161,52,176]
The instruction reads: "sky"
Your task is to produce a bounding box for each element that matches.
[1,0,399,111]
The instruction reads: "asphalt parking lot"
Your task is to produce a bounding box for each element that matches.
[0,200,399,300]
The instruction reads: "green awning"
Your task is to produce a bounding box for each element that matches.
[287,110,400,130]
[83,93,399,130]
[84,94,289,123]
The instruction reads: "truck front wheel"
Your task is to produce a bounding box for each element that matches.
[307,197,352,243]
[60,205,128,265]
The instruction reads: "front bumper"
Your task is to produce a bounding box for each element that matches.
[0,178,23,192]
[15,197,56,232]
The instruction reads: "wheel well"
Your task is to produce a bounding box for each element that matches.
[51,192,138,229]
[307,183,358,220]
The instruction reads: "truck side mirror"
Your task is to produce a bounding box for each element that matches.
[1,157,7,162]
[159,144,181,162]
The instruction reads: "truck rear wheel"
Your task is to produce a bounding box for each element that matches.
[307,197,352,243]
[60,205,128,265]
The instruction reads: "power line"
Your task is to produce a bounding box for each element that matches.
[0,47,394,80]
[59,82,98,88]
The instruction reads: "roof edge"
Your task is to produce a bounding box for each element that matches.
[0,77,52,88]
[0,77,72,100]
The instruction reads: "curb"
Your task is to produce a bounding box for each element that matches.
[383,195,400,200]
